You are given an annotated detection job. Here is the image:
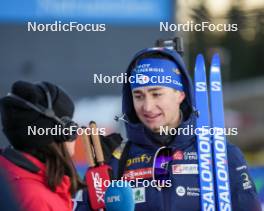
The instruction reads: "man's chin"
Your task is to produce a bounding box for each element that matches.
[144,124,163,133]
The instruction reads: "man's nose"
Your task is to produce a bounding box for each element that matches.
[142,97,154,112]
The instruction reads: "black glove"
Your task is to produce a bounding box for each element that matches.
[99,133,123,163]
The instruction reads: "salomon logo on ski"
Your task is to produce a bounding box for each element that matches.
[195,54,216,211]
[195,53,232,211]
[210,54,232,211]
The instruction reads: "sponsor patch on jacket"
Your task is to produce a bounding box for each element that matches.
[172,151,197,161]
[173,150,184,160]
[172,164,198,174]
[241,173,252,190]
[175,186,200,197]
[123,167,152,180]
[126,154,152,167]
[183,152,197,160]
[133,187,146,203]
[236,165,247,171]
[176,186,186,196]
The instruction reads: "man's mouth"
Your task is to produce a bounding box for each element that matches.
[143,113,162,122]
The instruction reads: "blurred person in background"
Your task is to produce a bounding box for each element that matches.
[75,47,262,211]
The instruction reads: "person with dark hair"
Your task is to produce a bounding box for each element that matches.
[0,81,122,211]
[76,47,261,211]
[0,81,84,211]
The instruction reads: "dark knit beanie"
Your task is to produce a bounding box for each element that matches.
[0,81,74,150]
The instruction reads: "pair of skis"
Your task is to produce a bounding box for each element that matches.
[195,54,232,211]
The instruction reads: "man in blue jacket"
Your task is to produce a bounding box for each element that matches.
[75,47,261,211]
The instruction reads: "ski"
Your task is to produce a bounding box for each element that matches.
[194,54,216,211]
[209,54,232,211]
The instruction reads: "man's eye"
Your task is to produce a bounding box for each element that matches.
[153,93,162,97]
[134,95,143,100]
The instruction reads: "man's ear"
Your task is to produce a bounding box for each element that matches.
[178,91,185,103]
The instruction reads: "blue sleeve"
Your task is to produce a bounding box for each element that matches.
[227,144,262,211]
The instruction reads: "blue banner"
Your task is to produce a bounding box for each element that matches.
[0,0,172,25]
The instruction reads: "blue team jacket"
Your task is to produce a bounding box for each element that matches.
[74,48,261,211]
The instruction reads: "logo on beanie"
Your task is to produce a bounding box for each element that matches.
[136,74,150,84]
[130,58,184,92]
[172,68,181,75]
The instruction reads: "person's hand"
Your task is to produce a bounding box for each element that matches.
[100,133,123,163]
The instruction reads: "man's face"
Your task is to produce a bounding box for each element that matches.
[132,86,185,133]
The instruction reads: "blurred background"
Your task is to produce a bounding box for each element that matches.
[0,0,263,207]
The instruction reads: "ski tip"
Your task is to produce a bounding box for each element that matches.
[196,54,204,62]
[211,53,220,73]
[211,53,220,66]
[195,54,205,69]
